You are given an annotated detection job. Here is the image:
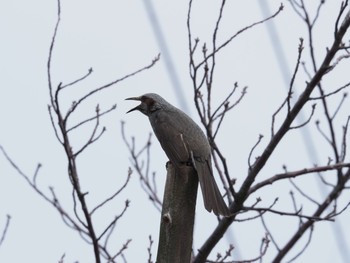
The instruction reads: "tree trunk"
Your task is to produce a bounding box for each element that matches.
[156,163,198,263]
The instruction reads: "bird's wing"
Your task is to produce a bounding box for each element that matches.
[153,121,191,166]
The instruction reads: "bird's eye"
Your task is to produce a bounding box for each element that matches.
[149,104,157,113]
[140,96,158,113]
[147,99,160,113]
[143,97,155,107]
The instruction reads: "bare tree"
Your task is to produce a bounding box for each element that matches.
[190,1,350,262]
[125,1,350,262]
[1,0,159,262]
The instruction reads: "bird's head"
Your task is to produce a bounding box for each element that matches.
[125,93,166,116]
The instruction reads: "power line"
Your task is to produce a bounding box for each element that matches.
[142,0,189,113]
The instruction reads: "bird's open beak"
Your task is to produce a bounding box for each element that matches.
[125,96,142,113]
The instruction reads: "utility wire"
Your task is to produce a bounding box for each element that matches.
[142,0,189,113]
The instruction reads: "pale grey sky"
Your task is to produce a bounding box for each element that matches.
[0,1,349,262]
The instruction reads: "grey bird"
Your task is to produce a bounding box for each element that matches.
[126,93,230,216]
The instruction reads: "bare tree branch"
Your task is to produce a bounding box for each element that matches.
[121,121,162,211]
[91,168,132,215]
[192,4,350,261]
[249,162,350,195]
[147,235,154,263]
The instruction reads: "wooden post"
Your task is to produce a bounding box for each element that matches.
[156,163,198,263]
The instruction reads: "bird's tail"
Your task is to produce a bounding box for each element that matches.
[195,160,231,217]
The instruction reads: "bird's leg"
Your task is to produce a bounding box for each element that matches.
[185,160,193,167]
[180,151,196,168]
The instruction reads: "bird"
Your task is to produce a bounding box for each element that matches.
[126,93,230,216]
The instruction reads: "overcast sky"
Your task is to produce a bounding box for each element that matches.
[0,0,349,262]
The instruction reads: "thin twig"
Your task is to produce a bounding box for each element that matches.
[309,81,350,100]
[147,235,154,263]
[286,225,313,262]
[111,239,132,261]
[73,105,106,157]
[60,68,93,90]
[271,98,288,138]
[247,206,331,221]
[0,215,11,248]
[67,104,117,132]
[315,120,333,145]
[289,178,320,205]
[248,134,264,170]
[65,54,160,120]
[340,116,350,161]
[48,105,63,144]
[91,169,132,215]
[260,214,280,251]
[98,200,129,241]
[331,92,347,120]
[249,162,350,195]
[207,233,270,263]
[334,0,349,38]
[287,38,304,114]
[121,122,162,210]
[196,4,284,69]
[311,1,325,27]
[289,104,316,129]
[47,0,61,108]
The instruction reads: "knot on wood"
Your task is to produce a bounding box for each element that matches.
[162,212,172,224]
